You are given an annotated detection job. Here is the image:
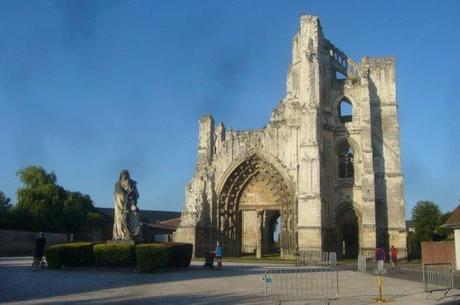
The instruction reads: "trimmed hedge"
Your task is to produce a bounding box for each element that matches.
[136,243,170,272]
[136,242,193,272]
[45,242,95,269]
[166,242,193,268]
[44,244,64,269]
[45,241,193,272]
[94,243,136,267]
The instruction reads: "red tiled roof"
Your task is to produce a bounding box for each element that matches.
[443,204,460,228]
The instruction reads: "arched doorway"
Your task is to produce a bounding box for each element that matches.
[337,205,360,259]
[262,211,281,254]
[218,154,296,258]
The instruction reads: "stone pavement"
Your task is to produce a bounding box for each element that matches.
[0,257,459,305]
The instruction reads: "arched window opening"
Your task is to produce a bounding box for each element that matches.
[338,144,354,179]
[335,71,347,80]
[338,99,353,123]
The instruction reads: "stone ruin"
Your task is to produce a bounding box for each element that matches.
[175,15,407,259]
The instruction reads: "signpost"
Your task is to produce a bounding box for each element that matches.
[370,248,392,303]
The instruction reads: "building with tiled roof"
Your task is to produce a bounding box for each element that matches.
[443,204,460,270]
[96,207,181,242]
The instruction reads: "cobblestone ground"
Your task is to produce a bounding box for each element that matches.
[0,257,459,305]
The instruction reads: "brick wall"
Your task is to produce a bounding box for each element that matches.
[421,241,456,268]
[0,229,68,256]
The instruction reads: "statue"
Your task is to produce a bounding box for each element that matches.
[113,169,140,240]
[219,214,226,233]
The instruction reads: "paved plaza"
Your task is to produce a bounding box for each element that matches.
[0,257,459,305]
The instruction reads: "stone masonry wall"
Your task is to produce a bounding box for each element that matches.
[0,229,68,256]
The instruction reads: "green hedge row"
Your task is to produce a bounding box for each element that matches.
[45,242,192,272]
[136,243,193,272]
[45,242,96,268]
[94,243,136,267]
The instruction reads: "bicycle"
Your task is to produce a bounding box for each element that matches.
[32,257,47,271]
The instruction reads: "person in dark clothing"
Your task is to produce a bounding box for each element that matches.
[32,233,47,271]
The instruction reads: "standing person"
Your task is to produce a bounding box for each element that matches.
[33,233,47,271]
[215,240,223,270]
[390,245,398,269]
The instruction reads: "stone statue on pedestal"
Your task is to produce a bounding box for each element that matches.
[113,169,141,240]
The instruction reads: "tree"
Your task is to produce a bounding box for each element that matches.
[0,191,11,207]
[61,191,94,234]
[411,200,442,242]
[83,212,105,240]
[85,212,104,229]
[436,211,453,241]
[0,191,12,227]
[16,166,66,232]
[15,165,95,234]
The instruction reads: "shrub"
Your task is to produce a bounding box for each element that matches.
[136,243,170,272]
[45,242,95,268]
[167,243,193,268]
[46,242,193,272]
[45,244,65,269]
[136,242,193,272]
[94,243,136,267]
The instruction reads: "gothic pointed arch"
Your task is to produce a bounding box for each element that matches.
[334,95,354,117]
[336,202,362,259]
[217,153,297,256]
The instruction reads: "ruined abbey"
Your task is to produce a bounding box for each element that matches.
[174,15,407,259]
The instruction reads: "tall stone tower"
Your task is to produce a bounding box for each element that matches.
[174,15,407,259]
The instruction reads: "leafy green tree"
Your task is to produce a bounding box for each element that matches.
[71,212,107,240]
[412,200,442,242]
[0,191,11,207]
[61,192,94,233]
[406,231,421,260]
[0,191,12,227]
[15,165,95,234]
[86,212,104,229]
[436,211,453,240]
[17,166,66,232]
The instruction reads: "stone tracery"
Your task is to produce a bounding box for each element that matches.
[217,154,297,256]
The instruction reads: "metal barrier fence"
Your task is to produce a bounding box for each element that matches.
[422,263,454,297]
[297,251,337,266]
[357,255,367,273]
[262,266,339,305]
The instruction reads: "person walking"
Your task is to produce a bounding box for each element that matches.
[215,240,223,270]
[33,232,47,271]
[390,245,398,269]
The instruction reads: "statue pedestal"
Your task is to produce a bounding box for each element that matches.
[107,240,136,245]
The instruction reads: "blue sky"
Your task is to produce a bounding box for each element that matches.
[0,1,459,217]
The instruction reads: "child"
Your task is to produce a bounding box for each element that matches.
[215,240,223,270]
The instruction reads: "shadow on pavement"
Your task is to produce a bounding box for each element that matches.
[0,258,267,303]
[35,293,265,305]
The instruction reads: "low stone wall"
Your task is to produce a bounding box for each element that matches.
[421,241,456,268]
[0,229,68,256]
